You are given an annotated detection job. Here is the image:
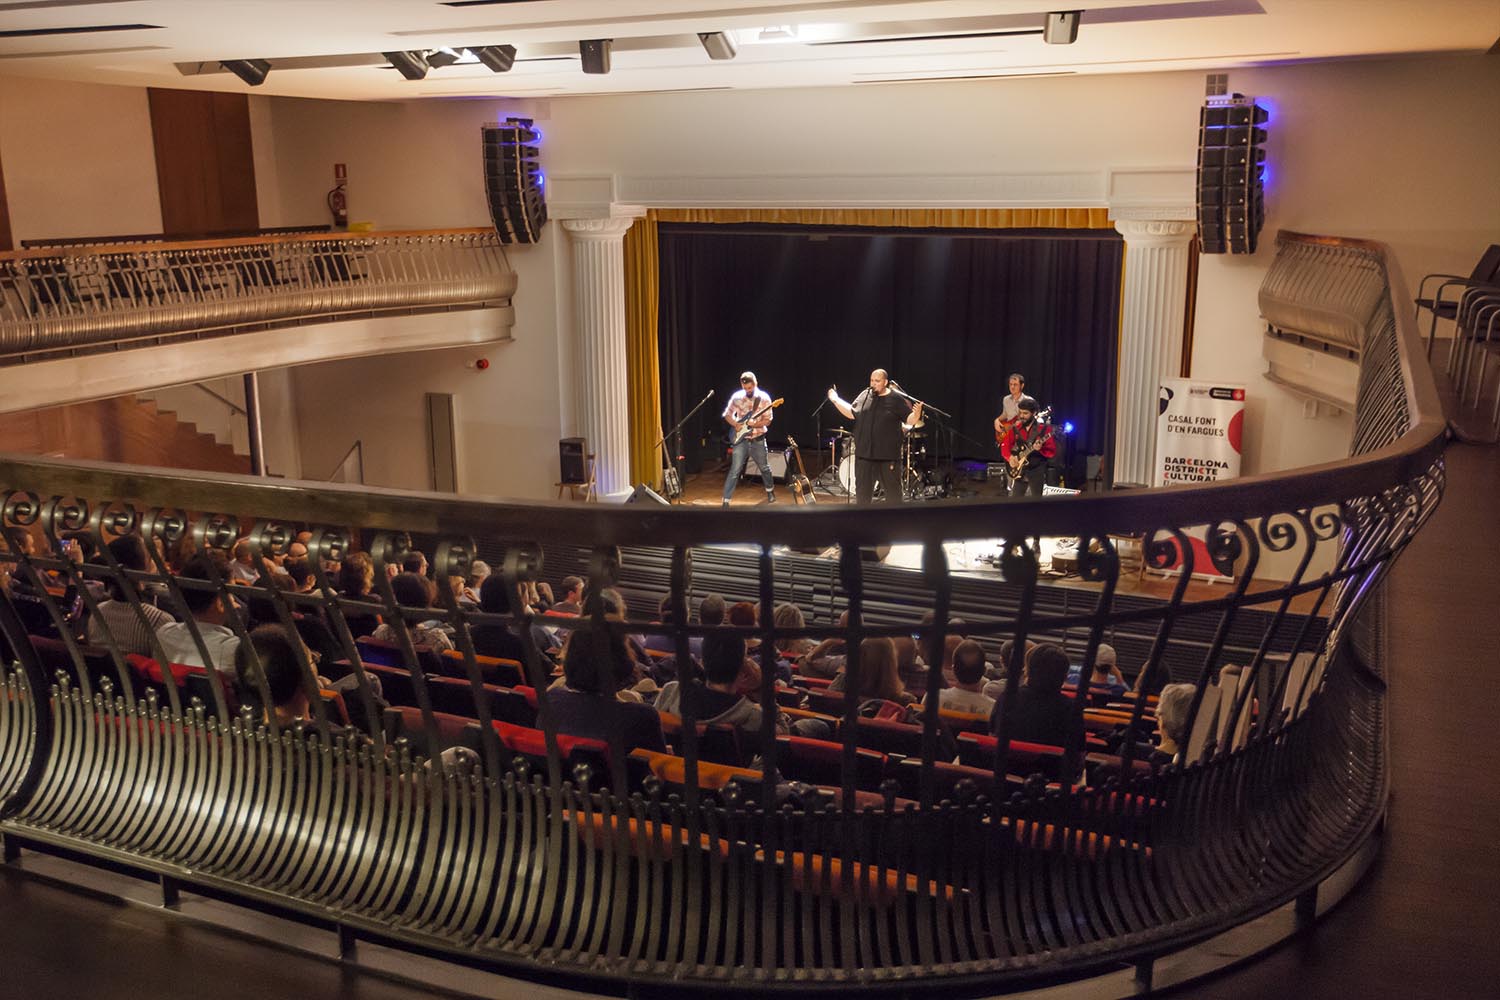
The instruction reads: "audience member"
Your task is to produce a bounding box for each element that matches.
[235,623,315,727]
[926,640,995,716]
[228,539,262,584]
[990,642,1081,754]
[827,637,914,717]
[1067,642,1127,697]
[800,610,849,679]
[551,576,585,615]
[461,560,490,605]
[772,602,815,660]
[548,621,666,754]
[402,551,429,578]
[156,554,242,674]
[86,535,176,657]
[1151,683,1196,766]
[336,551,381,639]
[370,572,454,652]
[657,632,829,740]
[698,593,726,627]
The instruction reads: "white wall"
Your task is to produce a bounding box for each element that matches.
[0,75,163,242]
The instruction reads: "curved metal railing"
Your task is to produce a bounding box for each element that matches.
[0,231,1445,994]
[0,228,516,364]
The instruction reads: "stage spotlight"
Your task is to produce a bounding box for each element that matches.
[1043,11,1081,45]
[579,38,612,74]
[220,58,270,87]
[426,47,463,68]
[383,50,429,81]
[475,44,516,72]
[698,31,738,61]
[1062,421,1076,435]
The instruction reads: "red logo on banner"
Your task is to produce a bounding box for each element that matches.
[1228,408,1244,454]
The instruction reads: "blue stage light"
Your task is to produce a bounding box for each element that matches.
[1063,421,1075,434]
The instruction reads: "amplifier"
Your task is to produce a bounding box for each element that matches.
[744,450,788,482]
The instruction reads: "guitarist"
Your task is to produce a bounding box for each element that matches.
[992,372,1028,442]
[999,396,1056,498]
[721,371,778,507]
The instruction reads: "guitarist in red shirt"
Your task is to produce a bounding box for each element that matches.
[999,396,1056,498]
[721,372,780,507]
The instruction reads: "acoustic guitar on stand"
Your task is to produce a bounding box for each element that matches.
[785,435,816,505]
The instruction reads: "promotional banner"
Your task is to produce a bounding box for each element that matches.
[1153,379,1247,579]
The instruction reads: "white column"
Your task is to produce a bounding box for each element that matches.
[1112,219,1196,487]
[562,216,637,501]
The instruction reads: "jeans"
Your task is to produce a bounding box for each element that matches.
[723,436,774,500]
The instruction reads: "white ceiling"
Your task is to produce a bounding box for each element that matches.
[0,0,1494,101]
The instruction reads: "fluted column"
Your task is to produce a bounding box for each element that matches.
[1112,219,1197,487]
[563,216,637,500]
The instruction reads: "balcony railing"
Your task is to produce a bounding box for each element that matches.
[0,228,516,364]
[0,231,1446,995]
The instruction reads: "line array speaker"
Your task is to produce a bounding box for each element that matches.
[481,117,547,244]
[1197,95,1268,255]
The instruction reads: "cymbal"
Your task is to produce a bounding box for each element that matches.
[828,428,853,437]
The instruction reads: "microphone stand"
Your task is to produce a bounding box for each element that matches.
[654,389,715,502]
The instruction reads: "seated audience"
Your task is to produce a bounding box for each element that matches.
[236,623,316,727]
[643,594,703,658]
[1151,682,1196,766]
[402,551,429,578]
[772,602,815,660]
[460,560,489,605]
[800,610,849,679]
[926,640,995,716]
[370,572,454,652]
[86,535,176,657]
[336,551,381,639]
[829,636,915,716]
[1066,642,1127,697]
[469,573,556,662]
[698,593,726,628]
[549,621,667,754]
[990,642,1082,753]
[156,554,242,674]
[551,576,585,616]
[656,632,826,738]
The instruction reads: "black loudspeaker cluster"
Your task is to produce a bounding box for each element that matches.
[482,117,547,244]
[1197,96,1267,254]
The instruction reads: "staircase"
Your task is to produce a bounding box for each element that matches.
[0,395,252,474]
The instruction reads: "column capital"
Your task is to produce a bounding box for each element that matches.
[560,215,641,239]
[1114,218,1197,245]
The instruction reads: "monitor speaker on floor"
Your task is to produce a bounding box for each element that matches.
[626,484,671,505]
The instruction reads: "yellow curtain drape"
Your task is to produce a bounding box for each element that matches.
[624,215,661,489]
[621,206,1114,489]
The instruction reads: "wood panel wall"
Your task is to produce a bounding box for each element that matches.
[147,89,259,237]
[0,142,12,251]
[0,396,250,475]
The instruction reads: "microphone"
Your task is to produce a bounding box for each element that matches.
[702,388,715,402]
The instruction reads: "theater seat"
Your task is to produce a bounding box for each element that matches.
[774,735,886,789]
[438,648,524,687]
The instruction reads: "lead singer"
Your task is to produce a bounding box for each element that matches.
[827,369,924,504]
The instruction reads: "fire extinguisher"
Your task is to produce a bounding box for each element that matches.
[327,182,348,228]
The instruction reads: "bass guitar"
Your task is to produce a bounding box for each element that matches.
[785,435,816,505]
[731,397,784,443]
[1003,407,1053,480]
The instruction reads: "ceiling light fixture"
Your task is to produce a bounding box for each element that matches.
[382,50,429,80]
[579,38,612,75]
[474,44,516,72]
[697,31,738,61]
[426,46,464,68]
[219,58,270,86]
[1043,11,1082,45]
[757,25,798,42]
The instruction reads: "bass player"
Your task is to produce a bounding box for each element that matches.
[721,371,778,507]
[999,396,1056,498]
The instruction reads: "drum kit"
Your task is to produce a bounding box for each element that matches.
[821,427,944,501]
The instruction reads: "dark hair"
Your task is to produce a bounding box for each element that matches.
[657,593,673,617]
[597,588,625,617]
[952,640,986,686]
[479,573,510,614]
[701,632,746,686]
[560,576,584,599]
[285,559,314,589]
[338,552,373,597]
[177,554,222,616]
[727,601,756,628]
[104,534,150,601]
[1016,395,1040,415]
[390,572,432,609]
[562,623,630,695]
[1025,643,1070,692]
[401,551,427,575]
[1008,372,1026,386]
[235,624,306,709]
[698,593,726,626]
[856,637,903,702]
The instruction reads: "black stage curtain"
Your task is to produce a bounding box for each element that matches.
[657,223,1122,475]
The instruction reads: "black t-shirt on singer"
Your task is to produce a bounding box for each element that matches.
[851,389,912,461]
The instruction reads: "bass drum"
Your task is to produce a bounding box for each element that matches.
[838,447,857,493]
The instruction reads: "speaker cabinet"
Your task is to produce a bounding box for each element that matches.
[626,484,671,505]
[559,437,587,485]
[580,39,612,74]
[745,449,788,482]
[1197,96,1268,255]
[482,117,547,244]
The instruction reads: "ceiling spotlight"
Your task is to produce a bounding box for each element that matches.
[382,50,429,81]
[426,47,464,68]
[1043,11,1082,45]
[698,31,738,61]
[220,58,270,87]
[579,38,612,74]
[475,44,516,72]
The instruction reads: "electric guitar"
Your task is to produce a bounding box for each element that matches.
[1003,407,1054,480]
[731,397,784,443]
[785,435,816,505]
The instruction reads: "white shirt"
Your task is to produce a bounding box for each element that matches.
[934,686,996,716]
[156,619,241,675]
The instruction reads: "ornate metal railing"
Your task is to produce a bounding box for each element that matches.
[0,231,1444,994]
[0,228,516,364]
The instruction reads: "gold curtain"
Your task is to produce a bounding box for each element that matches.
[621,206,1114,487]
[623,215,661,489]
